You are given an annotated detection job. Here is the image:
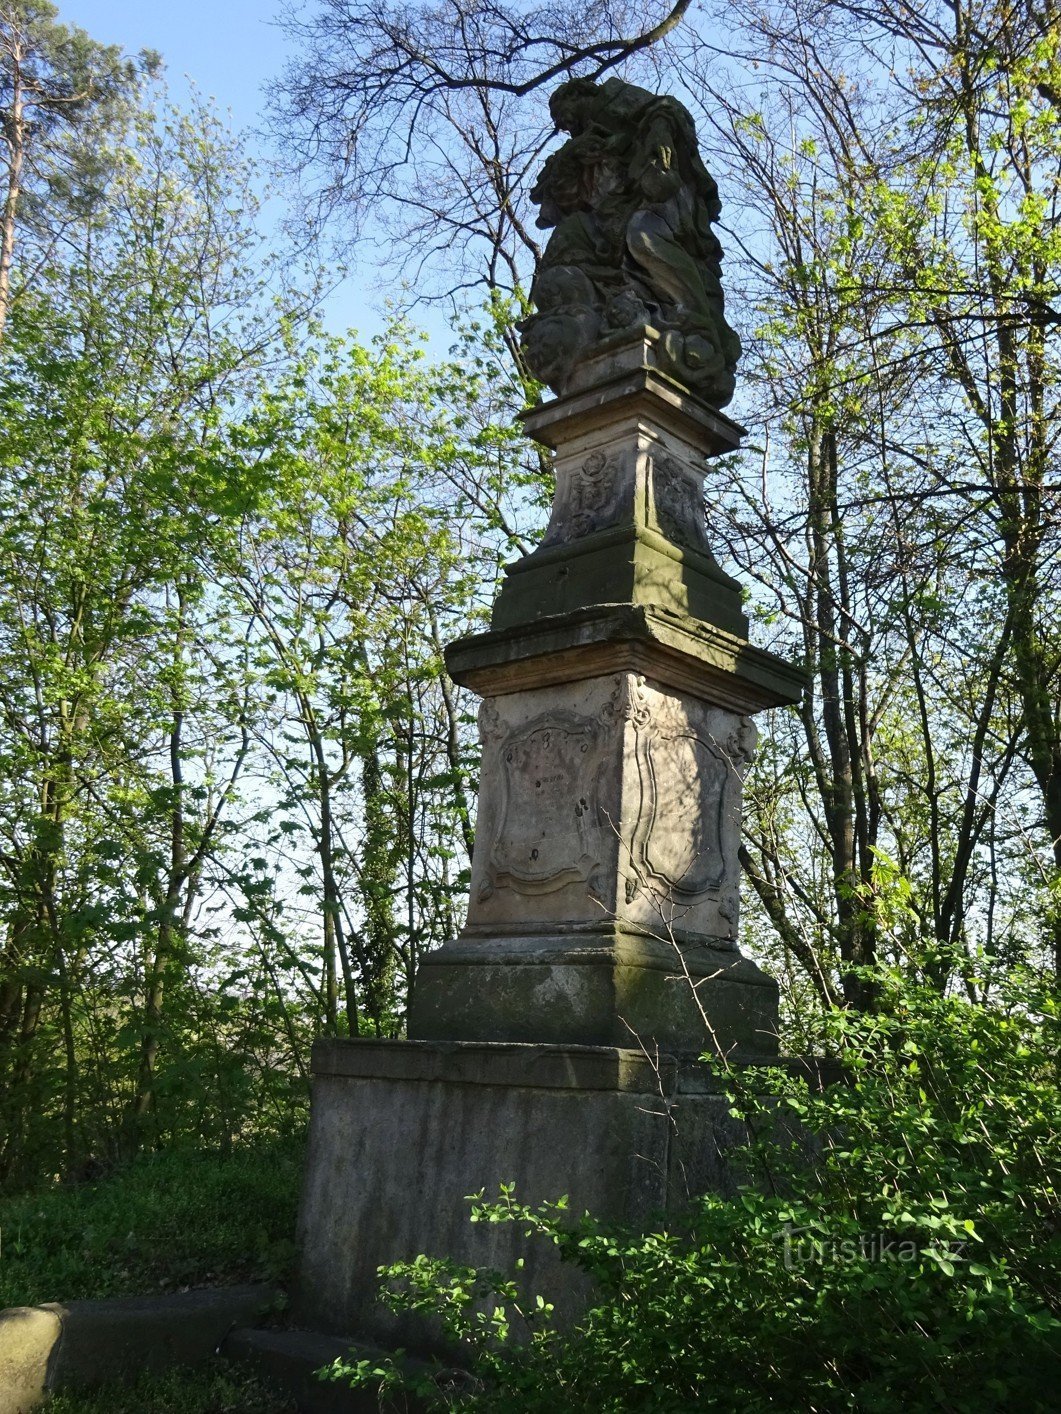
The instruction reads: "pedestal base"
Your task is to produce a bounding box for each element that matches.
[293,1039,762,1351]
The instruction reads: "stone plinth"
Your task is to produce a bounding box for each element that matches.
[292,1038,762,1351]
[408,335,803,1057]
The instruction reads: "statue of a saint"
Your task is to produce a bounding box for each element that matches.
[520,77,741,406]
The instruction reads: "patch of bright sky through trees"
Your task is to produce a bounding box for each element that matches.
[61,0,455,351]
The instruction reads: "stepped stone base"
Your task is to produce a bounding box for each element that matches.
[0,1286,277,1414]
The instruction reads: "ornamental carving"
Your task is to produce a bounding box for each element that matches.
[541,449,623,547]
[479,682,624,901]
[652,455,707,550]
[624,686,749,906]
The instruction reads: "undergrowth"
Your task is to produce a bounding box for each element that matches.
[0,1136,303,1306]
[46,1360,297,1413]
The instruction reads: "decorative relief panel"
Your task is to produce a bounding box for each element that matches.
[477,682,624,901]
[624,677,755,906]
[651,455,708,550]
[541,449,624,547]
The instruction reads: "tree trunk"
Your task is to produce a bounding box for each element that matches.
[0,36,25,346]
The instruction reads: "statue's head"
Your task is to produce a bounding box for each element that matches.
[549,78,599,136]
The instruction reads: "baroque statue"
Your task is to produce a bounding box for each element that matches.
[519,77,741,407]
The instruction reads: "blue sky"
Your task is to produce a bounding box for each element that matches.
[62,2,287,139]
[60,1,442,343]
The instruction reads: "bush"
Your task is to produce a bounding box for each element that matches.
[328,973,1061,1411]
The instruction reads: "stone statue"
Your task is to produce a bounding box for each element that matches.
[519,77,742,406]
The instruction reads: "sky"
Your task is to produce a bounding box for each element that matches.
[62,1,286,140]
[59,1,442,344]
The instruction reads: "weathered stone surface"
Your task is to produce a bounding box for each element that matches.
[407,669,779,1054]
[409,324,803,1055]
[44,1284,277,1389]
[312,1035,683,1089]
[407,932,778,1053]
[283,91,818,1375]
[519,79,741,405]
[0,1306,60,1414]
[493,522,748,639]
[288,81,811,1376]
[492,339,753,641]
[446,601,805,713]
[467,673,752,938]
[522,332,745,451]
[293,1040,757,1351]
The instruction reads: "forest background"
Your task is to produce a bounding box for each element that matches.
[0,0,1058,1193]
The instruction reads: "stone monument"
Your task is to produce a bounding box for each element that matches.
[293,78,804,1350]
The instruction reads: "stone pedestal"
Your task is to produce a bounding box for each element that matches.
[293,335,807,1352]
[408,336,802,1057]
[408,669,777,1053]
[293,1038,759,1351]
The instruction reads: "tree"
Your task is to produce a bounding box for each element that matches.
[634,1,1035,1013]
[225,320,529,1037]
[0,0,156,343]
[861,0,1061,980]
[0,52,542,1177]
[0,86,285,1175]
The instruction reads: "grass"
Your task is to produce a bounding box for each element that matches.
[0,1135,304,1307]
[46,1360,298,1413]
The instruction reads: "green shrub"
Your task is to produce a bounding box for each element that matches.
[0,1136,303,1306]
[328,973,1061,1411]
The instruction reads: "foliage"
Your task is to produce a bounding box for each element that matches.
[328,973,1061,1411]
[0,74,299,1184]
[0,10,535,1185]
[0,0,1058,1328]
[222,314,531,1039]
[46,1360,296,1414]
[0,1136,302,1307]
[679,0,1061,1008]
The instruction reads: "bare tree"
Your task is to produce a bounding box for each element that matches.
[274,0,693,315]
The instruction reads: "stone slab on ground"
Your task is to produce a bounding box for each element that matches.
[0,1283,278,1411]
[224,1326,435,1414]
[0,1306,62,1414]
